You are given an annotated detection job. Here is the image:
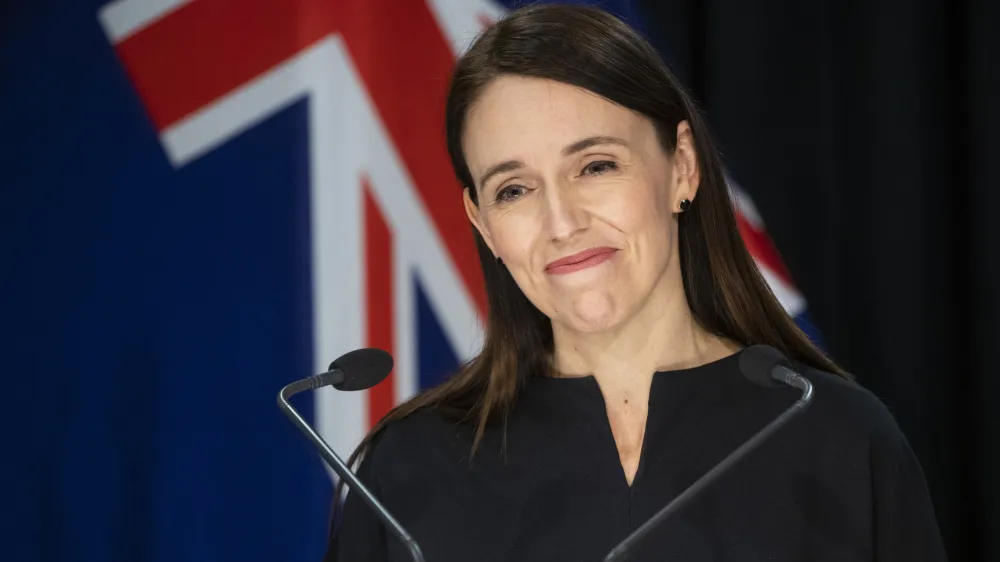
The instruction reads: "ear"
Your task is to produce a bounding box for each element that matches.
[463,187,498,257]
[673,120,701,209]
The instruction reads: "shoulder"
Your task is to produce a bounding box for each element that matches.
[792,361,910,451]
[329,412,461,561]
[788,364,947,557]
[363,408,476,481]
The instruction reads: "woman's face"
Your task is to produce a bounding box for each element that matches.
[462,75,699,334]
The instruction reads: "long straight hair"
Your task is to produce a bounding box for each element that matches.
[336,2,844,505]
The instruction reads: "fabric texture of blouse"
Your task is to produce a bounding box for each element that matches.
[324,350,948,562]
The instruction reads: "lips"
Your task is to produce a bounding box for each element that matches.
[545,247,618,275]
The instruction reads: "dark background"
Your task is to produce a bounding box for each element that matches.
[638,0,999,559]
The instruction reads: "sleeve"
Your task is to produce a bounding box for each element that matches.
[870,416,949,561]
[322,442,389,562]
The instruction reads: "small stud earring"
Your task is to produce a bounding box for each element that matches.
[679,199,691,212]
[496,256,503,266]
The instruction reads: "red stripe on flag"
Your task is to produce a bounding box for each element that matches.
[115,0,332,130]
[115,0,487,318]
[339,0,487,318]
[364,179,395,428]
[735,212,796,288]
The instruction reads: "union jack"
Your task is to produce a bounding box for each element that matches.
[97,0,811,465]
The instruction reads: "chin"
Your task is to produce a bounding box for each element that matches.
[558,296,625,333]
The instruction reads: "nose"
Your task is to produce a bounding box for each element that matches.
[541,180,587,243]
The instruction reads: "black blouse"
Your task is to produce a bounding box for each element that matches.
[324,350,948,561]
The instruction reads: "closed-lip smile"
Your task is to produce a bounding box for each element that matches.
[545,247,618,275]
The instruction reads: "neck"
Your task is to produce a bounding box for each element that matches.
[550,270,740,395]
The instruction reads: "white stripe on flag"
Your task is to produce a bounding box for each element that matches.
[98,0,193,43]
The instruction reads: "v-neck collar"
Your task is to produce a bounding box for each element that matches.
[526,350,745,492]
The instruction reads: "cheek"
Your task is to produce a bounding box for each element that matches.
[601,178,669,235]
[604,180,676,275]
[484,209,540,266]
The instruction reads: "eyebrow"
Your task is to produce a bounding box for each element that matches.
[478,160,525,191]
[478,135,630,189]
[561,135,629,156]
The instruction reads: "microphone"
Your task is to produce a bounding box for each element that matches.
[277,348,425,562]
[602,345,814,561]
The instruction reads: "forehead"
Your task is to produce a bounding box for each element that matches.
[462,76,649,167]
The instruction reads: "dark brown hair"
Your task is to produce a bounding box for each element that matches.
[336,2,844,505]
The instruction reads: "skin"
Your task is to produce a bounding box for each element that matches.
[462,75,741,485]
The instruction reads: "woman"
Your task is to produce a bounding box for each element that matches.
[326,4,947,561]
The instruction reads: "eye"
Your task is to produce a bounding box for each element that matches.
[582,160,618,176]
[495,184,527,203]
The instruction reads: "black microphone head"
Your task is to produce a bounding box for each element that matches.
[328,348,394,391]
[738,344,791,388]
